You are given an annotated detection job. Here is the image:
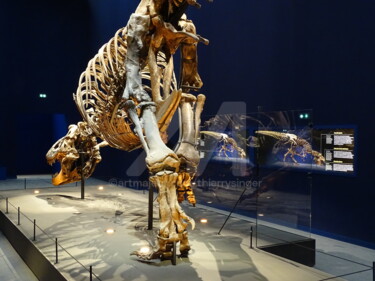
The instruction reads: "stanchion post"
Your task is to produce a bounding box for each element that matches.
[90,265,93,281]
[372,261,374,281]
[5,198,8,214]
[17,207,20,225]
[24,178,26,190]
[55,238,58,264]
[172,241,177,265]
[250,226,253,249]
[33,219,36,241]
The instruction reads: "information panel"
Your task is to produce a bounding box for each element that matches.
[313,128,355,174]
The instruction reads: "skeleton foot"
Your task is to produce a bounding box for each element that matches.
[130,248,164,260]
[131,241,190,261]
[177,172,196,206]
[148,171,194,258]
[179,231,191,257]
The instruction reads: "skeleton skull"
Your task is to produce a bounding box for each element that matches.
[46,122,101,185]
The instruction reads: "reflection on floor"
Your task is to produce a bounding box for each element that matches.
[0,179,373,281]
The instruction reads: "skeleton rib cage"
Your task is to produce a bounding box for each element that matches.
[74,26,178,152]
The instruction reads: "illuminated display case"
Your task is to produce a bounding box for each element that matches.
[197,109,316,265]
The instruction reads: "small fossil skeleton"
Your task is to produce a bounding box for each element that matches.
[47,0,213,261]
[256,130,325,165]
[200,131,247,159]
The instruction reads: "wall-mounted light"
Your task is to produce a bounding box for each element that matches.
[200,218,208,223]
[98,186,104,191]
[39,93,47,98]
[34,190,40,194]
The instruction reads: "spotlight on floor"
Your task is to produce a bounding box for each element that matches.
[98,186,104,191]
[200,218,208,224]
[140,246,151,254]
[34,190,40,194]
[105,228,115,234]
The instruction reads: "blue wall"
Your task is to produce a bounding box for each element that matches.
[0,0,92,176]
[0,0,374,247]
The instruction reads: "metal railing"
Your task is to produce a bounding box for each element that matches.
[2,197,102,281]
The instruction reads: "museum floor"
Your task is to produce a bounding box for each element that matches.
[0,178,374,281]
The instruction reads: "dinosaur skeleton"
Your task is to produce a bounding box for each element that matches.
[200,131,246,158]
[256,130,325,165]
[46,0,213,260]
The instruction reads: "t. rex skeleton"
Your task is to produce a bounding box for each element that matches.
[256,130,325,165]
[46,0,213,260]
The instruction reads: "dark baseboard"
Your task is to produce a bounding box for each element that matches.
[0,211,67,281]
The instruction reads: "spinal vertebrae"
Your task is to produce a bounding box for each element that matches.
[47,0,211,261]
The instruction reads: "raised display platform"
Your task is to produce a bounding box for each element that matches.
[0,183,338,281]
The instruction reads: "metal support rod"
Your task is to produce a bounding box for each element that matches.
[33,219,36,241]
[17,207,20,225]
[172,241,177,265]
[55,238,58,264]
[255,105,262,248]
[24,178,26,190]
[250,226,253,249]
[5,198,8,214]
[148,185,154,230]
[90,265,93,281]
[373,261,374,281]
[80,152,85,200]
[218,186,247,235]
[80,175,85,199]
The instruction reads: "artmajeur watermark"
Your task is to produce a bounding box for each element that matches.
[109,178,150,189]
[109,177,262,190]
[194,179,262,189]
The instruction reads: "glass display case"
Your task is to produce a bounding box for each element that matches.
[254,109,315,266]
[197,109,316,266]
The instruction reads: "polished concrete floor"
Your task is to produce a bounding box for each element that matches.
[0,178,374,281]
